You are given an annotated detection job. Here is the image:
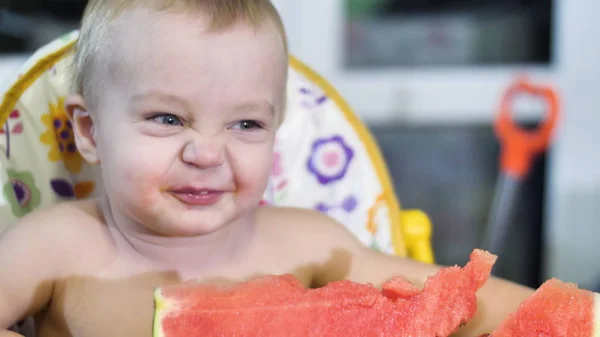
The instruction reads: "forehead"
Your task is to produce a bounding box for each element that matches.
[105,7,288,110]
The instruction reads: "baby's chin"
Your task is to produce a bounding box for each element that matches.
[149,212,223,237]
[150,222,227,238]
[145,201,256,238]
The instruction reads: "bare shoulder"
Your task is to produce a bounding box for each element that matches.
[255,206,439,288]
[4,199,102,237]
[255,206,374,284]
[0,200,110,328]
[0,199,112,273]
[256,206,365,248]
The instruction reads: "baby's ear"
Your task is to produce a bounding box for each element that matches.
[65,95,99,164]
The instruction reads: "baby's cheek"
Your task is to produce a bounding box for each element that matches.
[234,150,272,197]
[137,181,156,210]
[117,166,159,208]
[122,170,135,183]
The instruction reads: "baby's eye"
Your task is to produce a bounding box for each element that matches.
[150,113,183,126]
[231,120,263,131]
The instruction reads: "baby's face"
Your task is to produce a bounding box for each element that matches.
[87,8,287,236]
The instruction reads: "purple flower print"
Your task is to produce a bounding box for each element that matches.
[50,179,95,199]
[341,195,358,212]
[299,86,327,107]
[307,135,354,185]
[298,82,328,109]
[51,179,75,198]
[315,202,330,213]
[315,195,358,214]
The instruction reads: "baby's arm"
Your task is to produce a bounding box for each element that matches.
[0,209,66,334]
[302,211,533,337]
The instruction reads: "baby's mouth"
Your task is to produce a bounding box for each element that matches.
[168,187,224,206]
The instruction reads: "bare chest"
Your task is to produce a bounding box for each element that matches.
[38,259,313,337]
[37,269,172,337]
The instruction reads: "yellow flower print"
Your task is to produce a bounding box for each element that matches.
[39,97,84,174]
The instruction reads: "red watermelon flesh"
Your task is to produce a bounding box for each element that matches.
[484,278,599,337]
[153,249,496,336]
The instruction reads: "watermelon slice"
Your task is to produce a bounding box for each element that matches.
[153,249,496,336]
[482,278,600,337]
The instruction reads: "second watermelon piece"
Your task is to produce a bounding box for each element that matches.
[482,278,599,337]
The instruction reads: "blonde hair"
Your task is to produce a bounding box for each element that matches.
[69,0,287,106]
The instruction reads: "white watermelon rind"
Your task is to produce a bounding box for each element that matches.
[152,288,167,337]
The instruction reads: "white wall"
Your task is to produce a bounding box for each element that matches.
[543,0,600,288]
[0,55,27,86]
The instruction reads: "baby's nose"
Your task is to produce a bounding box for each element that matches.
[181,137,225,169]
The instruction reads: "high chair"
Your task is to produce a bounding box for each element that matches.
[0,30,434,269]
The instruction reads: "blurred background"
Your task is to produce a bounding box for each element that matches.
[0,0,598,290]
